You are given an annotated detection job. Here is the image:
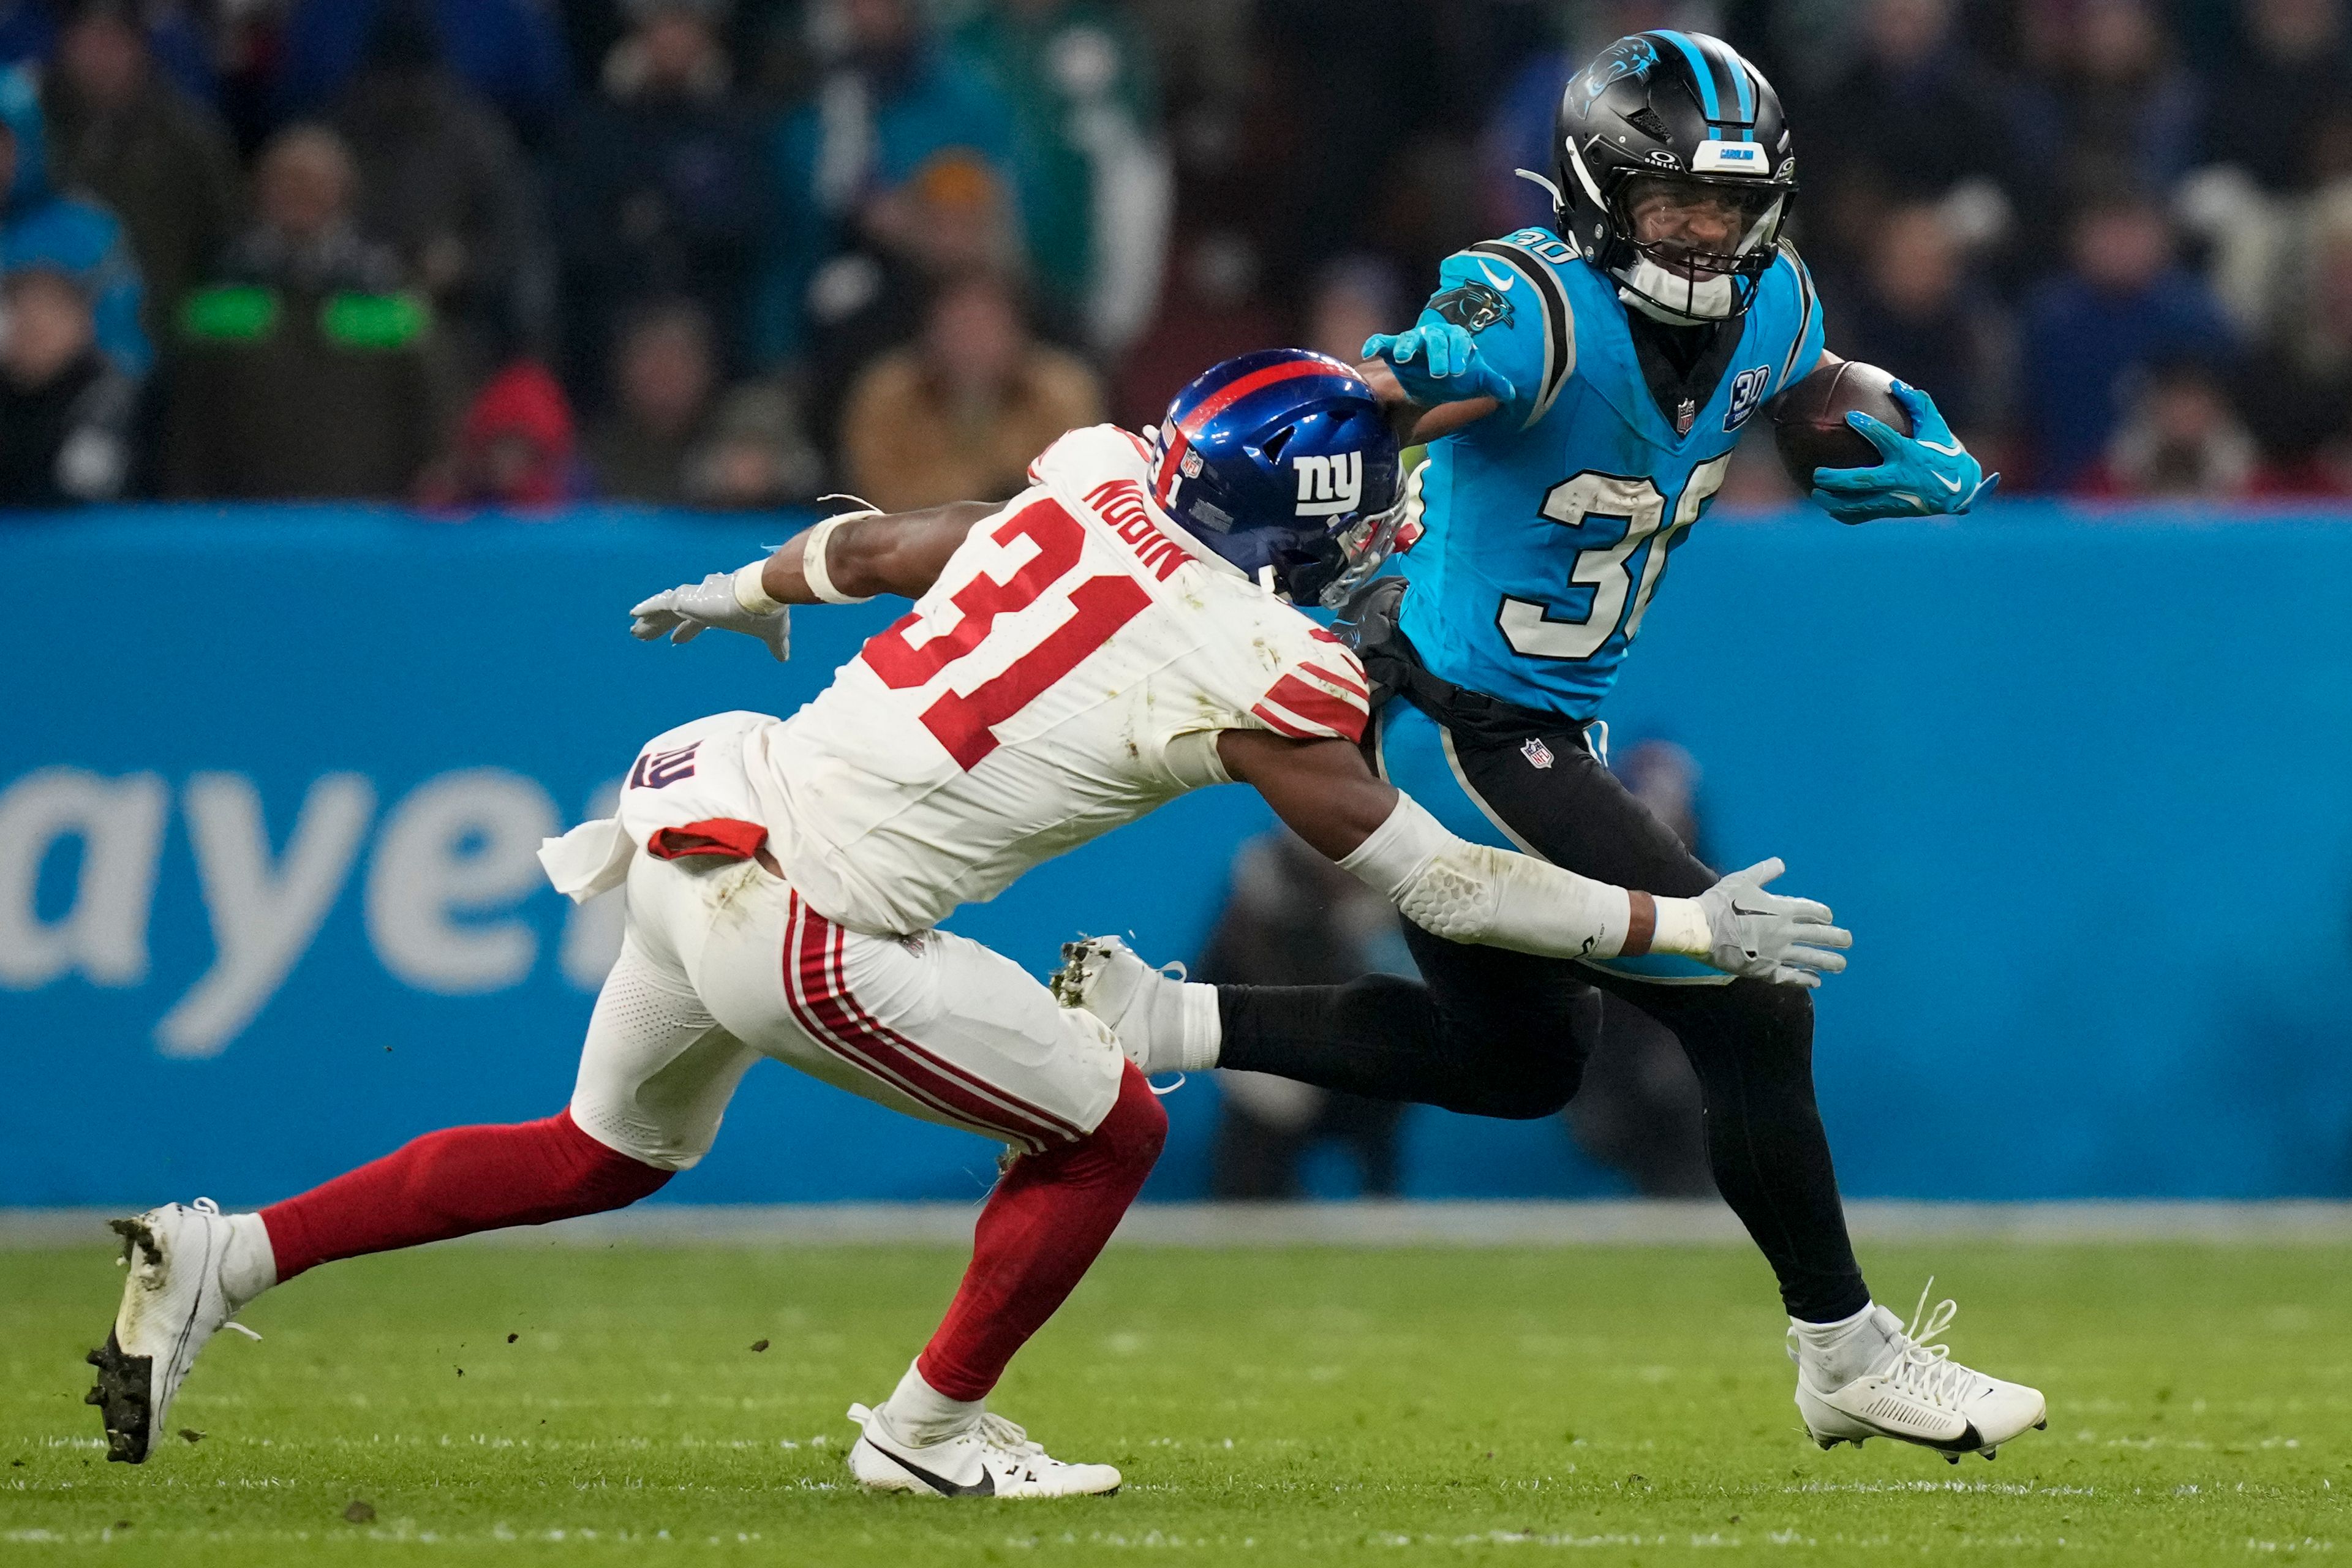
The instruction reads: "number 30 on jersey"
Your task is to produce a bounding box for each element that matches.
[1498,454,1730,662]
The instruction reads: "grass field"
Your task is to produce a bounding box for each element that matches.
[2,1238,2345,1565]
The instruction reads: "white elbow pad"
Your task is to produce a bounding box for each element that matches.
[1338,794,1638,961]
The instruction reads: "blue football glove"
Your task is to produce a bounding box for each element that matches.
[1362,323,1517,408]
[1809,381,1999,524]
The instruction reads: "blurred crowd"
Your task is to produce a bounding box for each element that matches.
[4,0,2352,511]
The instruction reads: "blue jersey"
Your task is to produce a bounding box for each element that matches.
[1395,228,1824,720]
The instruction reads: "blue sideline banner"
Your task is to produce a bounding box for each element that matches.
[4,503,2351,1205]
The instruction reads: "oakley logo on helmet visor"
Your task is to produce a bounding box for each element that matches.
[1294,451,1364,517]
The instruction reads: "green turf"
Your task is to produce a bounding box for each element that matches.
[2,1238,2345,1565]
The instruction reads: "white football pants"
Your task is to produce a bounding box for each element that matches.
[568,851,1125,1170]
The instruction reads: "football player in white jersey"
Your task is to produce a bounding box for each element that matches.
[88,352,1846,1497]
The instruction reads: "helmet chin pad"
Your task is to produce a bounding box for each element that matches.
[1616,257,1738,320]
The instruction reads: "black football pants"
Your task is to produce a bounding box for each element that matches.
[1215,709,1872,1322]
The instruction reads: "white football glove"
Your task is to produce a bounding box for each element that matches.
[629,569,790,663]
[1695,858,1852,987]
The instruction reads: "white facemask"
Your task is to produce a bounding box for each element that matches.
[1616,260,1738,322]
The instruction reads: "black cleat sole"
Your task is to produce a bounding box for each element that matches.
[86,1331,153,1464]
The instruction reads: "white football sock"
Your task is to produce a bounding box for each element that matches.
[220,1212,277,1310]
[1172,979,1221,1072]
[1789,1300,1899,1388]
[878,1360,984,1446]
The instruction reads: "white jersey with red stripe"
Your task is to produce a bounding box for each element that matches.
[753,423,1370,936]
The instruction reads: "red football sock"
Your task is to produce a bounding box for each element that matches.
[260,1109,672,1281]
[916,1062,1167,1401]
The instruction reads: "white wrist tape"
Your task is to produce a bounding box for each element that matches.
[732,561,785,616]
[802,511,879,605]
[1338,794,1634,960]
[1649,896,1712,959]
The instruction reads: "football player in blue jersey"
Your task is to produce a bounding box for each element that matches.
[1063,31,2043,1463]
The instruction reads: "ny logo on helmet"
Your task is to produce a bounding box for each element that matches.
[1294,450,1363,517]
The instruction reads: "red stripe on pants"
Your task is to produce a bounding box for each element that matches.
[778,894,1075,1152]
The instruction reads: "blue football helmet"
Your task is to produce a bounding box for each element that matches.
[1146,349,1405,608]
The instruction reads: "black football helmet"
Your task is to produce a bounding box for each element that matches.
[1546,31,1796,323]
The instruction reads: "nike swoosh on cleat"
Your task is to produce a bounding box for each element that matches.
[863,1436,996,1497]
[1928,1421,1985,1457]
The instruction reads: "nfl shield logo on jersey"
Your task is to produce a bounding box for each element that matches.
[1520,737,1555,769]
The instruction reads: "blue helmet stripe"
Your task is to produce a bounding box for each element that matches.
[1653,31,1721,138]
[1725,44,1755,139]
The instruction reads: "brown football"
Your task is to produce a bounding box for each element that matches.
[1773,358,1911,496]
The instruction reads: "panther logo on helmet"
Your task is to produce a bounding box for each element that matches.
[1578,34,1658,105]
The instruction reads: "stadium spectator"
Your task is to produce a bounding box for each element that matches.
[756,0,1022,364]
[584,300,718,503]
[2005,0,2202,253]
[549,0,775,402]
[275,0,568,139]
[837,268,1100,510]
[0,260,137,505]
[1194,827,1411,1200]
[2077,358,2274,497]
[38,0,240,341]
[2237,185,2352,486]
[2201,0,2352,193]
[418,358,583,508]
[1826,203,2011,446]
[954,0,1170,352]
[800,149,1035,465]
[682,381,820,508]
[163,126,440,499]
[1789,0,2014,231]
[0,0,216,105]
[2017,193,2237,487]
[326,1,548,374]
[0,63,145,377]
[214,124,401,295]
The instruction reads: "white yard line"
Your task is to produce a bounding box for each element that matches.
[5,1200,2351,1250]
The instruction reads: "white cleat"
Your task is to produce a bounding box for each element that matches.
[85,1199,258,1464]
[1052,934,1189,1074]
[845,1401,1121,1498]
[1792,1281,2046,1463]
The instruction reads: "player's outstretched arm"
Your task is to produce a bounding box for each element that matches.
[760,500,999,604]
[628,500,995,663]
[1356,337,1506,446]
[1216,730,1850,987]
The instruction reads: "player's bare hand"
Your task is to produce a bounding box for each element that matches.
[629,571,790,663]
[1695,858,1851,987]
